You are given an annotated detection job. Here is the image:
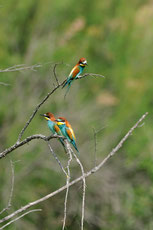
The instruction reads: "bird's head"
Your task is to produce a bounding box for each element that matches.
[40,112,55,121]
[56,117,72,128]
[78,57,88,67]
[56,117,66,126]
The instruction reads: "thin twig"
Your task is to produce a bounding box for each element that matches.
[61,73,105,88]
[62,141,72,230]
[70,148,86,230]
[77,73,105,80]
[53,63,62,86]
[47,142,68,177]
[0,61,65,74]
[0,160,15,215]
[0,82,10,86]
[0,64,42,73]
[0,209,42,230]
[0,112,148,225]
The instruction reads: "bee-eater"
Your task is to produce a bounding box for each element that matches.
[56,117,79,153]
[41,112,65,149]
[62,57,88,96]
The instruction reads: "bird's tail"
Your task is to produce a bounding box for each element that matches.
[64,83,71,99]
[62,79,68,88]
[63,75,73,87]
[72,140,79,153]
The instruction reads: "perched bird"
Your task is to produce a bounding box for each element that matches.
[40,112,65,149]
[56,117,79,153]
[62,57,88,96]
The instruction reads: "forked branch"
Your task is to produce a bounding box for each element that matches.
[0,134,64,159]
[0,112,148,226]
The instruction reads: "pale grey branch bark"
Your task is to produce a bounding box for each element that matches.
[47,142,68,177]
[0,82,10,86]
[70,148,86,230]
[0,209,42,230]
[0,160,14,215]
[62,141,72,230]
[0,64,42,73]
[77,73,105,80]
[0,112,148,226]
[53,62,63,86]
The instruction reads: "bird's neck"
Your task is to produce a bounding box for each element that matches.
[50,117,56,122]
[79,65,85,71]
[48,120,54,125]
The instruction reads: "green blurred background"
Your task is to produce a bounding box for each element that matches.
[0,0,153,229]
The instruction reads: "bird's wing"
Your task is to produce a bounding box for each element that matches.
[66,127,76,141]
[54,124,62,135]
[69,65,80,79]
[66,121,76,140]
[65,127,73,141]
[69,127,76,140]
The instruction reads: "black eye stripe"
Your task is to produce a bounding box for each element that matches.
[57,119,65,122]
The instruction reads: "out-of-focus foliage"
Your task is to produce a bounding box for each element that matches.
[0,0,153,229]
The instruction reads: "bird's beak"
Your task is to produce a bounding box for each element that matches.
[40,114,45,117]
[40,114,49,120]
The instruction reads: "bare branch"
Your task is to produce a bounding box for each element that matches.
[62,141,72,230]
[0,160,15,215]
[70,148,86,230]
[0,64,42,73]
[0,61,65,74]
[53,62,62,86]
[47,142,68,177]
[0,82,10,86]
[0,112,148,225]
[0,134,64,159]
[0,209,42,230]
[77,73,105,80]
